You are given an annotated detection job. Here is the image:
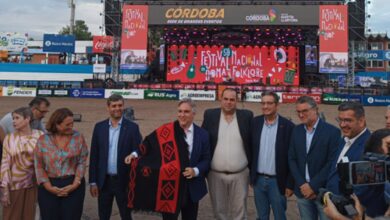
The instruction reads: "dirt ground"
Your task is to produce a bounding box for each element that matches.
[0,97,387,220]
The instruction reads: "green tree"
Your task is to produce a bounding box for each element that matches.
[59,20,92,40]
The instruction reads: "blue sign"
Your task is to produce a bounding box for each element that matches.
[365,50,384,60]
[69,89,104,98]
[385,51,390,61]
[43,34,75,53]
[362,96,390,106]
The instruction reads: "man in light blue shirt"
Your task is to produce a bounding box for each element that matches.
[107,118,122,175]
[288,96,340,220]
[89,94,142,220]
[250,91,295,220]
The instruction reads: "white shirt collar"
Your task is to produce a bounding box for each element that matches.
[186,123,194,134]
[344,128,367,145]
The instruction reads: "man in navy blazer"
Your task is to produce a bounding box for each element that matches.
[250,91,295,220]
[326,102,371,195]
[324,102,387,218]
[125,98,210,220]
[288,96,340,220]
[89,94,142,220]
[161,98,211,220]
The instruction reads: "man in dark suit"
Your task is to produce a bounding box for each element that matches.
[288,96,340,220]
[202,88,253,220]
[325,102,386,218]
[125,98,210,220]
[250,91,295,220]
[163,98,210,220]
[327,102,370,195]
[89,94,142,220]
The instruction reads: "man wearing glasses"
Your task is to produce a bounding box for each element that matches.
[250,91,295,220]
[326,102,374,215]
[288,96,340,220]
[326,102,370,194]
[0,97,50,143]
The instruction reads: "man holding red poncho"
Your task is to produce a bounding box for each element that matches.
[125,98,210,220]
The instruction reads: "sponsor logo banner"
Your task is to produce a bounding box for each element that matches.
[0,32,28,52]
[4,87,36,97]
[148,5,318,25]
[69,89,104,98]
[179,90,216,101]
[37,89,53,96]
[120,5,148,71]
[53,89,69,97]
[93,64,107,73]
[37,89,69,97]
[43,34,75,53]
[356,50,384,60]
[322,93,361,105]
[167,45,299,85]
[282,93,322,104]
[105,89,144,99]
[362,96,390,106]
[144,90,179,100]
[245,91,283,102]
[92,36,113,54]
[319,5,348,74]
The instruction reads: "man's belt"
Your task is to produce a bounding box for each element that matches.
[257,173,276,178]
[212,167,247,175]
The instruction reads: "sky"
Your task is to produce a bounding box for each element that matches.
[0,0,388,40]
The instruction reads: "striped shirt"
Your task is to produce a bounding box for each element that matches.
[34,130,88,185]
[0,129,44,190]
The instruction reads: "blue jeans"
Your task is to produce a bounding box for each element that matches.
[296,197,329,220]
[254,175,287,220]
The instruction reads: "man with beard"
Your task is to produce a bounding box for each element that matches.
[202,88,253,220]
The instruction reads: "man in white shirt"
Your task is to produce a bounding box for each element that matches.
[326,101,371,194]
[202,88,253,220]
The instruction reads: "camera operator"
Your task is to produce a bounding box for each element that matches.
[323,193,364,220]
[360,128,390,217]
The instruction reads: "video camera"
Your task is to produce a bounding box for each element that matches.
[338,152,390,188]
[318,152,390,217]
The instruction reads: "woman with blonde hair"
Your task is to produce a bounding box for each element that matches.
[0,107,44,220]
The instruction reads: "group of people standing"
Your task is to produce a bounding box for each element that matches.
[0,89,388,220]
[0,98,89,220]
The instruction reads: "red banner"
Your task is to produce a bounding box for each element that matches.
[282,93,322,104]
[93,36,113,54]
[167,45,299,85]
[319,5,348,73]
[120,5,149,70]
